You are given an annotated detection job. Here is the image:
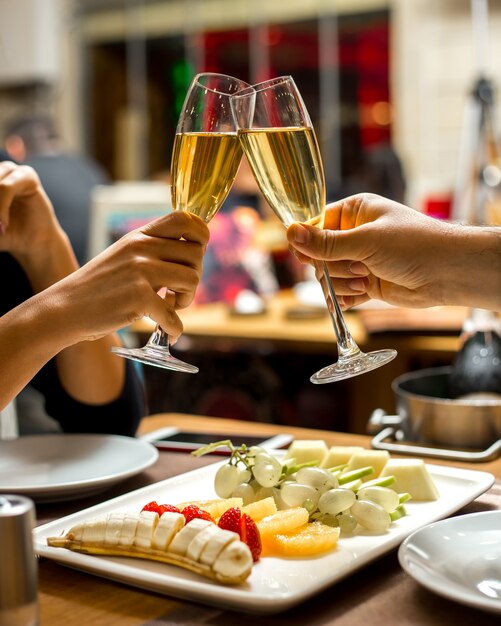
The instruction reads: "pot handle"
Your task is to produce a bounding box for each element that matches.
[371,426,501,462]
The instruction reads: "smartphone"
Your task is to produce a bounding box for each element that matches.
[141,427,293,454]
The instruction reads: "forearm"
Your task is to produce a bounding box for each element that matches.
[438,225,501,310]
[0,290,71,410]
[13,227,126,404]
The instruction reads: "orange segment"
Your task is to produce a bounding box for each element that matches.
[242,497,277,522]
[267,522,340,557]
[257,507,309,545]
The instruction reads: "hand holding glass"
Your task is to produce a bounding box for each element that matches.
[231,76,397,382]
[112,73,248,372]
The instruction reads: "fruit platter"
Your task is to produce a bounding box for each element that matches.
[34,439,495,614]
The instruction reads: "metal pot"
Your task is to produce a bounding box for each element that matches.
[391,366,501,448]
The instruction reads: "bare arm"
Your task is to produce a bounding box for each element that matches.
[286,193,501,310]
[0,163,209,411]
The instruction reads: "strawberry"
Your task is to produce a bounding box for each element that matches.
[157,503,181,515]
[218,507,262,562]
[141,501,181,516]
[182,504,215,524]
[141,501,161,515]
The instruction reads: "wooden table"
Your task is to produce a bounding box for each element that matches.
[37,414,501,626]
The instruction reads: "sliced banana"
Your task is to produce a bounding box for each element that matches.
[134,510,159,549]
[119,514,139,547]
[169,518,213,556]
[199,528,239,566]
[186,523,221,562]
[82,517,107,543]
[152,512,185,550]
[104,513,124,546]
[47,511,254,585]
[212,541,253,579]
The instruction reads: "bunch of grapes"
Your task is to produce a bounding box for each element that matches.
[194,441,409,535]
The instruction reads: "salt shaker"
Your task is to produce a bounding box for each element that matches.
[0,495,38,626]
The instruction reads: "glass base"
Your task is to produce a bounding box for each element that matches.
[111,346,199,373]
[310,349,397,384]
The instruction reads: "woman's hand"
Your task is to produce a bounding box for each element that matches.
[0,161,62,259]
[286,193,501,310]
[47,210,210,344]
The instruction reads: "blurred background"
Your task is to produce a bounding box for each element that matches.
[1,0,500,432]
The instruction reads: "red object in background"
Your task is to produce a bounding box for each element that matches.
[423,195,453,220]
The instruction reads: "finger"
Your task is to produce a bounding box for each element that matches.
[127,256,201,301]
[339,294,370,310]
[142,211,210,246]
[327,276,370,296]
[144,291,184,342]
[0,163,19,228]
[287,219,373,263]
[320,259,369,279]
[0,164,42,229]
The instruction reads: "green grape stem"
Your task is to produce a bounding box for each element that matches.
[338,466,375,485]
[360,475,396,489]
[191,440,235,457]
[390,504,407,522]
[326,463,348,473]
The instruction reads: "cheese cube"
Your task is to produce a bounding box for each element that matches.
[379,459,439,501]
[320,446,364,468]
[283,440,328,466]
[345,450,390,480]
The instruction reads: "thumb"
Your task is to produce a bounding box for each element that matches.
[286,221,367,263]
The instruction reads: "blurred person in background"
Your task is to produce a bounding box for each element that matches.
[0,159,209,436]
[3,114,108,264]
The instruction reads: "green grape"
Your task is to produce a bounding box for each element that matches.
[252,455,282,487]
[351,500,391,533]
[318,488,356,516]
[295,467,338,493]
[280,483,319,509]
[337,512,358,535]
[214,464,243,499]
[356,486,399,513]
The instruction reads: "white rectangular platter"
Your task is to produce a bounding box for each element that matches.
[34,461,495,614]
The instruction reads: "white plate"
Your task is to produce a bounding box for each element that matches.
[33,461,494,613]
[399,510,501,614]
[0,434,158,502]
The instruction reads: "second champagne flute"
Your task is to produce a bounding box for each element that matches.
[232,76,397,382]
[112,73,249,372]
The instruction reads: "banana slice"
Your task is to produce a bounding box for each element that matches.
[169,518,213,556]
[104,513,124,546]
[186,523,221,562]
[199,528,239,566]
[82,517,107,543]
[47,512,254,585]
[152,512,185,550]
[134,510,159,549]
[212,541,253,579]
[119,514,139,548]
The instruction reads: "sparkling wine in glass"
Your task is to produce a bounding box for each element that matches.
[232,76,397,382]
[112,73,249,372]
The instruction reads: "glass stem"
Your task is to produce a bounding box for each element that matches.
[318,261,361,359]
[146,326,171,352]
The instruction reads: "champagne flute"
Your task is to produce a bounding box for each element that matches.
[231,76,397,382]
[112,73,249,372]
